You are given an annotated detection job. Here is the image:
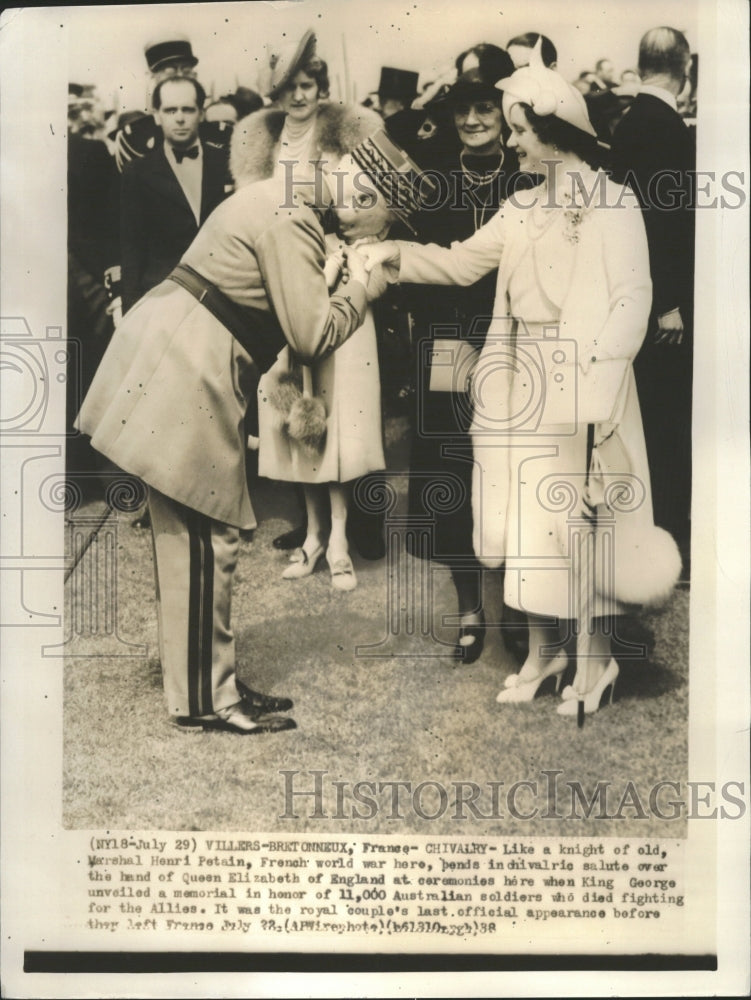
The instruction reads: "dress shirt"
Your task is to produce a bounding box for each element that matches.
[164,141,203,225]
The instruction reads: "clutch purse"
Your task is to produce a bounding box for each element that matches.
[428,338,481,393]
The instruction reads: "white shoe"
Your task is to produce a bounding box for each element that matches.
[556,658,619,717]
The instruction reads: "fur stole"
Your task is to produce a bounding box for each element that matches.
[230,103,383,187]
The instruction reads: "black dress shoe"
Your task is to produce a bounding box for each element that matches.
[272,525,307,550]
[453,613,486,664]
[170,706,296,735]
[132,508,151,530]
[236,679,294,714]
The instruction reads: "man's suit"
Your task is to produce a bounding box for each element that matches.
[120,141,230,312]
[611,93,695,541]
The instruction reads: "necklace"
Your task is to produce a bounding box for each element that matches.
[459,150,504,231]
[459,148,505,188]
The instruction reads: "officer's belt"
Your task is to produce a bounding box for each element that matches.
[168,262,286,374]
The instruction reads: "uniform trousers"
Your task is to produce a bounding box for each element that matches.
[148,487,240,718]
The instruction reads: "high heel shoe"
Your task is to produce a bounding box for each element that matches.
[327,550,357,591]
[496,650,567,703]
[281,543,324,580]
[556,658,619,717]
[453,612,485,664]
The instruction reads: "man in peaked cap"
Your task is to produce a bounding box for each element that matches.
[144,34,199,80]
[113,32,233,173]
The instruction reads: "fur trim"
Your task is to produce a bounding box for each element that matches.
[597,519,682,607]
[286,395,328,454]
[230,103,382,187]
[265,367,303,430]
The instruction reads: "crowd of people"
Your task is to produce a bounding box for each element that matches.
[69,23,696,735]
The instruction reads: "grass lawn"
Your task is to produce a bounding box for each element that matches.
[63,469,689,838]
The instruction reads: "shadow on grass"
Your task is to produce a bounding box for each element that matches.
[63,493,690,838]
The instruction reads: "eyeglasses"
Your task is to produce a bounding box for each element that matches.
[453,101,499,119]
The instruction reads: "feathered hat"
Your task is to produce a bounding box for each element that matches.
[496,38,597,136]
[262,29,321,100]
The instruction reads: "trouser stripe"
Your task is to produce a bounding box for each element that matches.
[187,509,203,717]
[199,515,215,715]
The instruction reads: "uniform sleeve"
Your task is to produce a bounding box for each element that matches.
[397,207,507,286]
[255,211,368,363]
[595,196,653,361]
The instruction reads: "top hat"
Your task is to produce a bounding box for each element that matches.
[266,29,319,99]
[377,66,419,103]
[144,35,198,74]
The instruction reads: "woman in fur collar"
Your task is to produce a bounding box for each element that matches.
[231,31,384,591]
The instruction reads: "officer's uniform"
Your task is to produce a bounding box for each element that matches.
[77,179,367,719]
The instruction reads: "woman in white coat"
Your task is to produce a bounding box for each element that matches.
[359,45,681,716]
[231,30,384,591]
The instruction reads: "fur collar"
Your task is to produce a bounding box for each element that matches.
[230,103,382,186]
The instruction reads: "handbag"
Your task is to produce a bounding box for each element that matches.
[428,338,481,393]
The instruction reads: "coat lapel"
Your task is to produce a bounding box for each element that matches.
[149,145,197,222]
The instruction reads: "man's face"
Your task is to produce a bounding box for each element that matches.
[331,155,394,243]
[154,79,202,148]
[153,61,198,85]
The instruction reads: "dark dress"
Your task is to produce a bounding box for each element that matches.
[405,149,529,564]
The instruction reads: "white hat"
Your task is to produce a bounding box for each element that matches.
[496,38,597,137]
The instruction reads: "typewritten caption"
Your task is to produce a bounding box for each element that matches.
[83,836,686,940]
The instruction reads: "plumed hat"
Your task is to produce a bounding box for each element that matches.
[144,35,198,74]
[496,38,597,137]
[264,29,320,100]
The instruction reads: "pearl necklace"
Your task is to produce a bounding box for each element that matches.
[459,149,505,231]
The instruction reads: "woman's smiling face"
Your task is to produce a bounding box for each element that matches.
[505,103,555,172]
[452,98,503,155]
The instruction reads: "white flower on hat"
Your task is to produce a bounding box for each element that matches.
[496,37,597,137]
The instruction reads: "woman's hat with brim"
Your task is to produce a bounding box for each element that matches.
[496,38,597,137]
[266,29,318,100]
[441,45,515,105]
[348,121,439,235]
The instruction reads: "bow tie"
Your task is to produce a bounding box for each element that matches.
[174,145,199,164]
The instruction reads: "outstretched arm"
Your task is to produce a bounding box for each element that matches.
[360,209,507,287]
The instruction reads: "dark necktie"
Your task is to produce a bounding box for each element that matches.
[174,145,199,164]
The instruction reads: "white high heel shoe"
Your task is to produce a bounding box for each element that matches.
[556,658,619,717]
[281,542,325,580]
[497,650,568,704]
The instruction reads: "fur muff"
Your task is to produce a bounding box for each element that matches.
[596,517,682,607]
[265,368,303,430]
[265,366,327,453]
[230,103,383,187]
[286,395,328,454]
